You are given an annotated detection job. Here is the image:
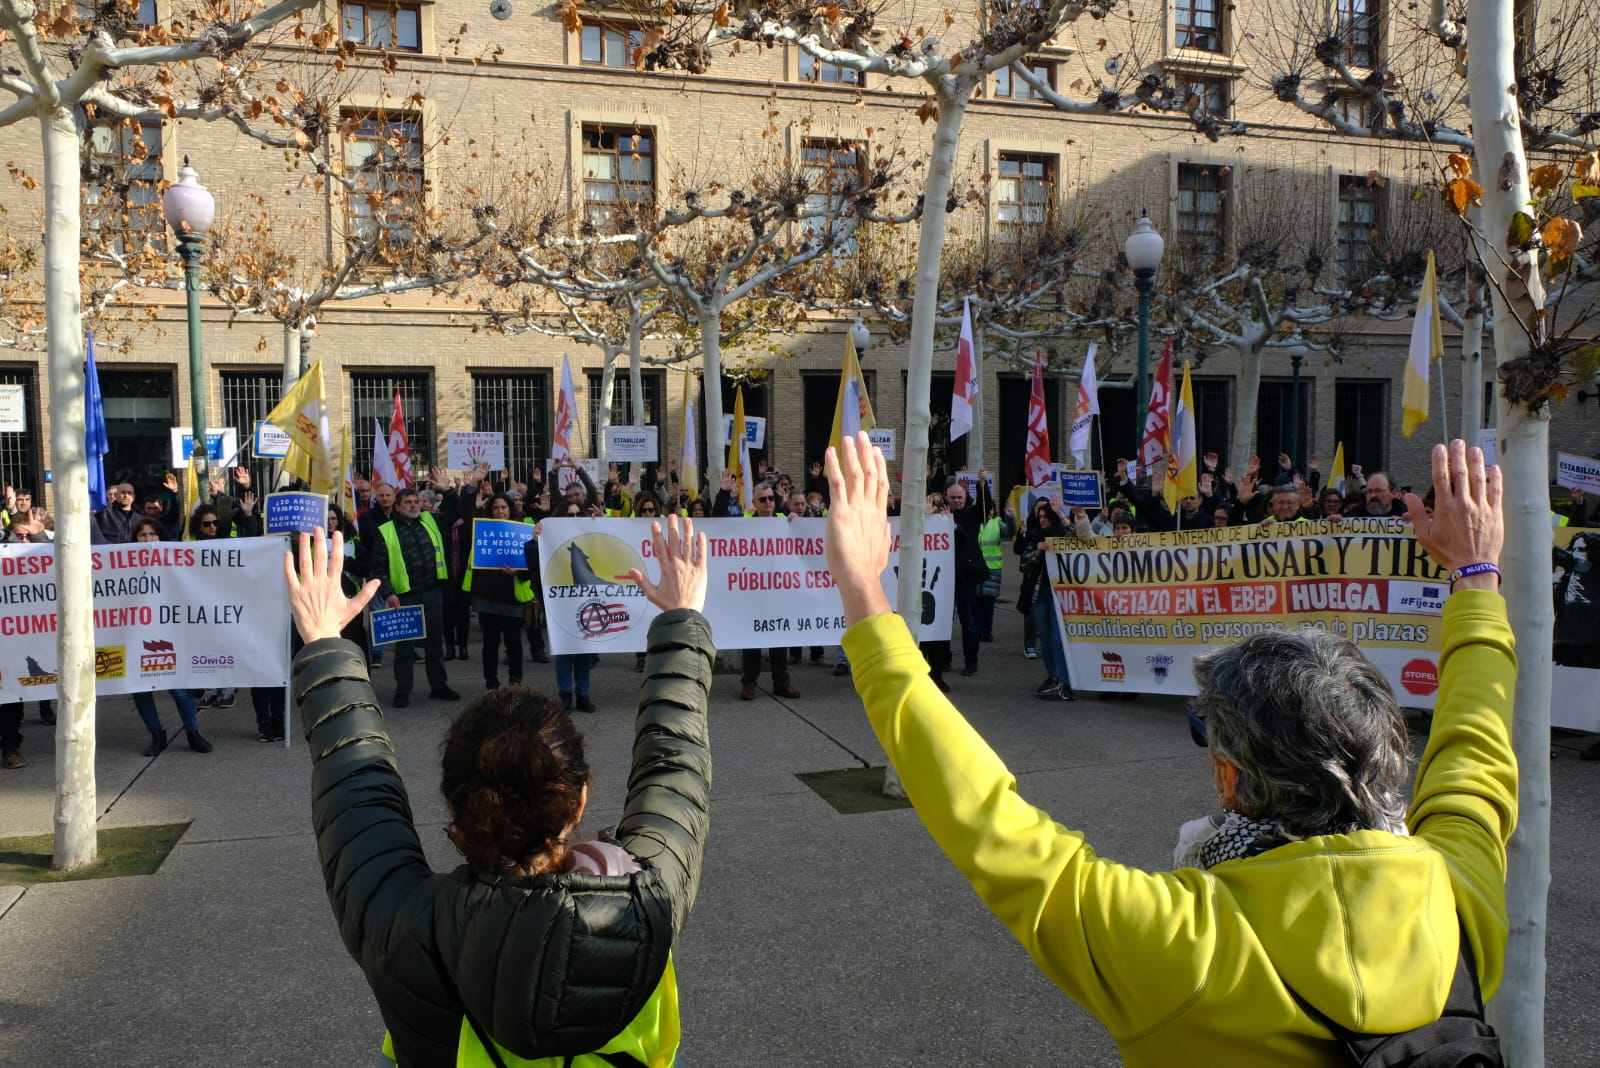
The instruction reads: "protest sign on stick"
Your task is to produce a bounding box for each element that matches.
[370,605,426,646]
[264,491,328,535]
[1556,451,1600,494]
[604,426,659,462]
[447,432,505,471]
[470,519,535,569]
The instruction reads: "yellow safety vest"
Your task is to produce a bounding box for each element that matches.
[380,956,680,1068]
[377,512,446,595]
[978,517,1004,571]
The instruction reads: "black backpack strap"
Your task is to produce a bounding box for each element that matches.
[463,1007,512,1068]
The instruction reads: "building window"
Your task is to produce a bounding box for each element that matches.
[995,61,1055,101]
[1176,162,1227,260]
[580,22,643,68]
[803,371,876,470]
[582,124,655,234]
[800,138,865,251]
[341,1,421,51]
[1337,175,1381,283]
[1334,380,1387,473]
[342,110,425,255]
[220,370,283,494]
[1190,376,1231,465]
[0,367,43,504]
[99,370,177,486]
[1336,0,1379,68]
[799,51,862,86]
[996,152,1055,235]
[1256,378,1312,470]
[83,119,164,258]
[473,373,549,482]
[350,372,431,476]
[137,0,157,25]
[1182,77,1230,118]
[587,369,664,452]
[1174,0,1224,53]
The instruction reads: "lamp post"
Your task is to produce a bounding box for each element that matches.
[850,315,870,352]
[1287,341,1307,475]
[1123,213,1164,459]
[163,159,216,502]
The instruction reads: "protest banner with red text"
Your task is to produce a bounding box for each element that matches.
[537,516,954,654]
[0,540,290,700]
[1044,518,1452,706]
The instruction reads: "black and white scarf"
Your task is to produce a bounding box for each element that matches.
[1172,812,1290,870]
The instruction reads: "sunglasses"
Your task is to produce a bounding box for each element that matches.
[200,519,219,528]
[755,495,774,502]
[638,507,658,515]
[1186,707,1208,748]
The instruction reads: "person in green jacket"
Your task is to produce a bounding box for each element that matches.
[282,516,713,1068]
[824,433,1514,1067]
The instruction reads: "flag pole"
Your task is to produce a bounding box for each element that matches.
[1437,356,1450,445]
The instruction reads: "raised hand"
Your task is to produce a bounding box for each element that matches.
[1405,440,1503,586]
[283,529,380,645]
[627,515,708,613]
[234,465,251,488]
[163,472,179,493]
[825,433,893,626]
[238,490,258,516]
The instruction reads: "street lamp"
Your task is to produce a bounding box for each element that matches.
[1124,213,1164,457]
[163,159,216,502]
[850,315,871,352]
[1286,340,1308,474]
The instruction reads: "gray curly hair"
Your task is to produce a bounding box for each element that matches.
[1193,629,1412,840]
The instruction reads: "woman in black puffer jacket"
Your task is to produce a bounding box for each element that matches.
[284,517,713,1067]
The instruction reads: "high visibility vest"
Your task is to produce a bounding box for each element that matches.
[379,956,680,1068]
[978,517,1004,571]
[377,512,446,595]
[461,519,535,599]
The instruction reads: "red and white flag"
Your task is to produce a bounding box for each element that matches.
[388,388,414,487]
[1069,341,1099,468]
[1140,338,1174,473]
[950,297,977,441]
[1024,350,1053,487]
[372,418,400,488]
[552,353,578,460]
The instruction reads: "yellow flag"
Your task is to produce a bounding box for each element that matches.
[1331,440,1346,495]
[1166,361,1197,511]
[829,330,877,456]
[1401,251,1443,439]
[679,367,699,503]
[340,421,356,519]
[728,386,752,511]
[266,361,335,492]
[183,457,199,540]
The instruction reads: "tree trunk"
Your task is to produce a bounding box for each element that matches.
[702,309,727,486]
[968,327,985,473]
[1227,338,1264,478]
[42,106,97,872]
[1467,1,1551,1058]
[282,320,300,392]
[890,79,973,799]
[597,344,618,465]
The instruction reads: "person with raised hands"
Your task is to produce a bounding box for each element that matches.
[825,434,1514,1066]
[283,517,713,1068]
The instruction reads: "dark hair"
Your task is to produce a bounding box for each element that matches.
[440,688,592,876]
[395,487,420,505]
[130,516,165,540]
[687,498,709,518]
[188,506,220,539]
[480,492,512,519]
[326,503,355,539]
[633,491,661,515]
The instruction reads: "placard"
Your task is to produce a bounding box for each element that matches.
[1057,470,1104,510]
[538,516,953,654]
[1556,451,1600,494]
[867,428,895,460]
[0,383,24,432]
[264,491,328,535]
[170,427,238,468]
[0,540,290,699]
[470,518,535,569]
[720,415,768,449]
[1476,428,1497,468]
[253,421,291,459]
[548,458,603,492]
[447,431,506,471]
[370,605,426,645]
[605,426,659,462]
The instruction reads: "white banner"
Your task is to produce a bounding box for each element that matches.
[1556,451,1600,494]
[537,516,953,653]
[447,431,506,471]
[720,414,767,449]
[605,425,659,462]
[0,539,290,700]
[0,383,25,432]
[547,458,603,492]
[170,427,239,468]
[867,428,895,460]
[253,420,291,459]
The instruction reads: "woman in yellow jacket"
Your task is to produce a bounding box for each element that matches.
[823,434,1514,1067]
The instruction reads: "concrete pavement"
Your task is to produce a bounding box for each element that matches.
[2,606,1597,1067]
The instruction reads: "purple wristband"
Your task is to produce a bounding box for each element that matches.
[1449,562,1501,588]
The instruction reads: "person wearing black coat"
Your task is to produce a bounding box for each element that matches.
[285,521,713,1067]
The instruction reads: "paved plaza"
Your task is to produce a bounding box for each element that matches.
[2,603,1597,1067]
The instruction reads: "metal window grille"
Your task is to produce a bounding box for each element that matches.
[1255,378,1313,470]
[0,366,43,501]
[1191,376,1232,464]
[1334,379,1388,472]
[1175,0,1224,52]
[473,373,549,482]
[351,372,431,478]
[587,370,664,452]
[220,370,283,491]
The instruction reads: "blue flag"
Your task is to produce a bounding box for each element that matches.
[86,331,110,512]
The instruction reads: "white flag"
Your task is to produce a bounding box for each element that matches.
[950,298,977,441]
[553,353,579,459]
[1069,341,1099,467]
[372,418,401,487]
